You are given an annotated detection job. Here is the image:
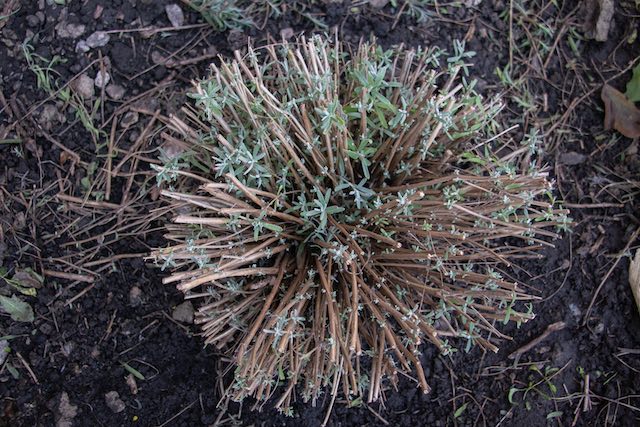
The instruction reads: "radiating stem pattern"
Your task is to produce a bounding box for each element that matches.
[149,36,569,413]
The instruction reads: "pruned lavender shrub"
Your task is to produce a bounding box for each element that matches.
[150,36,569,413]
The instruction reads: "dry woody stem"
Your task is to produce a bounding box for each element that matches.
[149,36,569,413]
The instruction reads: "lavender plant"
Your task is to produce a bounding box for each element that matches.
[151,36,568,413]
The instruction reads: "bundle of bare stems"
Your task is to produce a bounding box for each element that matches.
[149,36,569,414]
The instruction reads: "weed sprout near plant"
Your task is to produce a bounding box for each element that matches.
[186,0,326,31]
[186,0,253,31]
[150,36,569,413]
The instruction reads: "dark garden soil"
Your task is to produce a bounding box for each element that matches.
[1,0,639,426]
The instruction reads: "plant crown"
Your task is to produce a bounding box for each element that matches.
[151,36,569,412]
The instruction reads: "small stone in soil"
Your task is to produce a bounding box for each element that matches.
[77,31,111,53]
[140,26,157,39]
[105,391,126,413]
[165,4,185,28]
[0,340,8,365]
[85,31,110,48]
[72,74,95,99]
[56,22,86,39]
[280,27,294,40]
[39,104,63,131]
[151,50,165,65]
[129,286,143,307]
[75,41,89,53]
[95,70,111,88]
[594,322,605,335]
[559,151,587,165]
[129,131,140,143]
[172,301,194,324]
[367,0,389,8]
[569,303,582,320]
[61,342,74,357]
[12,211,26,231]
[106,84,126,100]
[126,373,138,395]
[26,15,41,28]
[537,345,551,354]
[94,5,104,20]
[121,111,139,127]
[90,346,100,358]
[53,392,78,427]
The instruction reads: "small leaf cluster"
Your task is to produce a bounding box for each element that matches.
[186,0,326,32]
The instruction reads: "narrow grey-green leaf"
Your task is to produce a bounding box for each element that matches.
[454,402,469,418]
[0,295,34,323]
[546,411,563,419]
[121,362,146,380]
[6,362,20,379]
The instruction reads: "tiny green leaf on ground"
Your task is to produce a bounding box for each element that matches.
[508,387,519,404]
[6,362,20,379]
[12,268,43,292]
[547,411,563,420]
[0,267,41,296]
[0,295,35,322]
[121,362,146,380]
[454,402,469,418]
[626,63,640,102]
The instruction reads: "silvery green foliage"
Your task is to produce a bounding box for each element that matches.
[152,36,568,412]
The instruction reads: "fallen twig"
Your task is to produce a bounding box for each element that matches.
[64,284,95,306]
[509,321,566,360]
[15,351,39,385]
[43,269,95,283]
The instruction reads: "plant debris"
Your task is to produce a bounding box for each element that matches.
[630,249,640,315]
[584,0,614,41]
[601,84,640,138]
[104,391,126,413]
[171,301,194,324]
[50,392,78,427]
[559,152,587,166]
[0,294,34,322]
